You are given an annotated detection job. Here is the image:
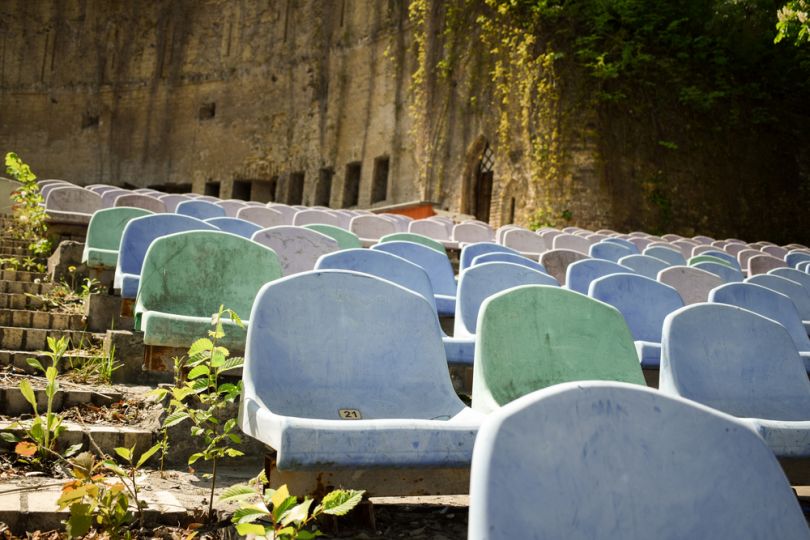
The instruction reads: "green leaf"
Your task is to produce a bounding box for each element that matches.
[233,504,271,524]
[25,357,45,374]
[114,446,133,462]
[187,452,205,465]
[270,484,291,509]
[65,503,93,538]
[219,357,244,373]
[218,484,258,502]
[188,338,213,357]
[280,498,313,526]
[136,442,163,468]
[18,379,37,412]
[296,530,322,540]
[102,459,128,477]
[272,495,300,522]
[224,448,244,458]
[187,365,210,380]
[235,523,267,536]
[320,489,365,516]
[162,410,190,428]
[64,443,83,457]
[0,431,19,443]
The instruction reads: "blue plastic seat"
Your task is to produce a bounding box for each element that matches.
[771,267,810,295]
[175,199,227,220]
[589,241,634,262]
[252,226,339,276]
[710,282,810,371]
[660,303,810,468]
[747,274,810,322]
[695,249,741,269]
[114,214,217,298]
[372,241,457,316]
[601,237,640,253]
[459,242,520,272]
[643,245,686,266]
[470,252,547,273]
[692,261,744,283]
[618,254,670,279]
[786,251,810,268]
[566,258,633,294]
[589,273,684,371]
[469,381,809,540]
[239,270,483,473]
[205,217,262,238]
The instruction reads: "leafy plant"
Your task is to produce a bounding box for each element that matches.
[1,336,81,466]
[152,306,246,519]
[5,152,51,258]
[219,472,364,539]
[67,345,120,385]
[776,1,809,46]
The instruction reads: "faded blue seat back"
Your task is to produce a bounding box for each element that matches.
[644,246,686,266]
[455,262,558,337]
[693,261,744,283]
[786,251,810,268]
[771,267,810,295]
[460,242,520,272]
[315,249,437,312]
[566,259,633,294]
[115,214,217,298]
[602,237,640,253]
[747,274,810,320]
[205,217,262,239]
[469,381,809,540]
[660,303,810,420]
[697,249,740,269]
[175,199,226,220]
[618,254,670,279]
[590,241,634,262]
[710,282,810,354]
[589,273,683,344]
[471,252,547,273]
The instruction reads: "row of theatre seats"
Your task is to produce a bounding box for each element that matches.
[38,177,810,537]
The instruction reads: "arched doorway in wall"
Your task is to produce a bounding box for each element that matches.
[461,136,495,223]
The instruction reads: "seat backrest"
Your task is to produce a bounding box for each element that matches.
[117,214,217,280]
[661,303,810,420]
[100,189,131,208]
[175,199,227,220]
[724,243,747,257]
[688,254,732,268]
[471,252,547,273]
[455,262,559,336]
[409,219,451,240]
[710,282,810,352]
[205,217,262,239]
[692,261,744,283]
[589,241,634,263]
[691,234,715,244]
[40,181,75,201]
[501,228,546,255]
[670,239,699,259]
[472,286,644,413]
[539,248,589,285]
[736,248,762,270]
[157,194,192,212]
[86,184,117,194]
[303,224,361,249]
[453,222,493,243]
[316,249,437,312]
[216,200,247,218]
[350,214,397,240]
[552,233,591,255]
[618,254,670,279]
[237,206,288,228]
[589,273,684,342]
[747,274,810,319]
[83,207,152,257]
[252,226,339,276]
[643,246,686,266]
[786,250,810,268]
[137,230,282,320]
[748,254,788,275]
[771,267,810,294]
[566,258,633,294]
[45,186,103,214]
[113,193,167,213]
[762,245,789,259]
[379,232,446,254]
[243,270,465,420]
[469,381,808,540]
[628,236,653,251]
[602,237,639,253]
[292,209,342,228]
[657,266,723,305]
[372,241,457,296]
[692,249,740,268]
[267,204,298,224]
[460,242,520,271]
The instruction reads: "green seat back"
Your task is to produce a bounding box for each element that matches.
[83,207,153,267]
[303,224,361,250]
[688,255,733,268]
[379,232,446,254]
[472,285,645,413]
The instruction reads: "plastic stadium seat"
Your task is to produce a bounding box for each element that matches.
[643,245,686,266]
[540,249,588,285]
[658,266,723,305]
[292,209,342,228]
[453,222,494,244]
[692,261,744,283]
[747,274,810,322]
[303,223,362,250]
[501,228,546,257]
[350,215,397,246]
[589,241,634,262]
[82,207,152,269]
[205,217,262,238]
[618,254,670,279]
[471,252,547,273]
[252,226,339,276]
[378,232,446,254]
[237,206,289,228]
[175,199,227,220]
[459,242,520,272]
[472,285,644,413]
[44,186,103,224]
[136,230,282,349]
[566,258,633,295]
[113,193,167,213]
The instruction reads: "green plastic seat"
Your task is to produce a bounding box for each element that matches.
[472,285,645,413]
[688,254,733,268]
[135,230,282,350]
[303,224,361,250]
[82,207,153,269]
[379,232,446,254]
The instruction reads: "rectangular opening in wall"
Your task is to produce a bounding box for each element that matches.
[205,181,221,197]
[343,162,361,207]
[508,197,516,224]
[147,183,192,193]
[251,177,276,203]
[371,156,389,204]
[232,180,251,201]
[314,168,333,207]
[287,172,304,205]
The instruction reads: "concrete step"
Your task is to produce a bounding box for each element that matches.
[0,326,104,352]
[0,270,47,283]
[0,384,123,416]
[0,280,54,295]
[0,252,47,263]
[0,349,103,373]
[0,309,85,331]
[0,293,46,310]
[0,243,37,254]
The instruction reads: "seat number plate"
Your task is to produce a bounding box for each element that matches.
[339,409,362,419]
